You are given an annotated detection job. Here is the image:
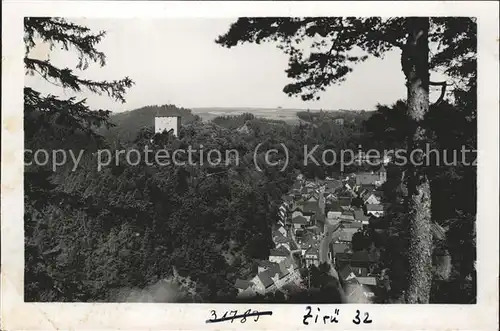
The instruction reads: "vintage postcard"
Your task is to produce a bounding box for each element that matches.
[1,1,499,330]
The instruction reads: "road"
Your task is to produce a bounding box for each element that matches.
[319,221,343,281]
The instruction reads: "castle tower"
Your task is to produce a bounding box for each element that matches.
[379,165,387,183]
[155,116,181,137]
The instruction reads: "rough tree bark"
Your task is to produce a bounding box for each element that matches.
[401,17,433,304]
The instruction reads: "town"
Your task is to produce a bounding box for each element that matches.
[234,156,391,302]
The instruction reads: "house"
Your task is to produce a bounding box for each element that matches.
[302,201,319,216]
[351,250,377,264]
[291,215,308,230]
[340,206,352,213]
[363,193,381,205]
[353,208,370,225]
[304,246,320,268]
[269,246,290,263]
[257,260,279,273]
[334,118,344,126]
[336,250,378,276]
[291,209,304,219]
[301,188,311,200]
[278,258,294,276]
[336,255,371,278]
[305,181,317,189]
[338,264,357,281]
[355,173,380,186]
[359,183,377,192]
[314,212,326,232]
[234,279,254,295]
[292,181,302,191]
[334,228,358,243]
[275,240,291,252]
[334,252,352,267]
[341,210,355,221]
[338,196,352,207]
[275,258,301,288]
[378,166,387,183]
[283,195,294,204]
[329,242,350,261]
[324,192,337,201]
[327,212,341,221]
[234,277,257,298]
[341,220,363,229]
[272,229,284,240]
[349,266,370,277]
[307,196,318,203]
[366,204,384,217]
[277,226,287,237]
[276,242,291,251]
[252,269,277,295]
[305,225,322,236]
[325,179,343,193]
[357,276,378,286]
[237,286,256,298]
[326,201,342,219]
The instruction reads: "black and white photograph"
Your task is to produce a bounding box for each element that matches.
[2,1,499,330]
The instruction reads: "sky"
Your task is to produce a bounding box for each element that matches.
[25,18,413,113]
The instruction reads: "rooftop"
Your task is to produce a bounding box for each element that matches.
[335,228,358,242]
[342,210,355,217]
[338,197,352,206]
[366,204,384,211]
[258,271,276,288]
[257,260,279,270]
[291,215,308,224]
[325,179,343,192]
[302,201,320,214]
[357,276,378,286]
[305,246,320,256]
[331,243,350,254]
[235,279,253,290]
[270,245,291,257]
[326,201,342,213]
[356,173,380,185]
[341,221,363,229]
[353,209,370,223]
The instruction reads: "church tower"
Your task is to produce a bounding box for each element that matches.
[379,165,387,183]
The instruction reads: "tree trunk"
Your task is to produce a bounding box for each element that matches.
[401,17,433,303]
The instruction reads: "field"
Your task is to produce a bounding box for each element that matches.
[192,107,315,123]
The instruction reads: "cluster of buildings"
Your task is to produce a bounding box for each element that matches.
[324,166,388,300]
[233,215,303,298]
[234,165,390,301]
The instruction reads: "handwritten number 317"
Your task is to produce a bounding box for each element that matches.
[353,310,372,324]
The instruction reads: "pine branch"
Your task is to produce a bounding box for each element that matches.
[24,17,106,69]
[25,58,133,103]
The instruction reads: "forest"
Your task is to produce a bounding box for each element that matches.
[24,17,476,303]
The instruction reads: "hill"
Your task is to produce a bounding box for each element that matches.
[192,107,373,124]
[99,105,372,142]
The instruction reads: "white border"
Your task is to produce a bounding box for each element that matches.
[2,1,499,330]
